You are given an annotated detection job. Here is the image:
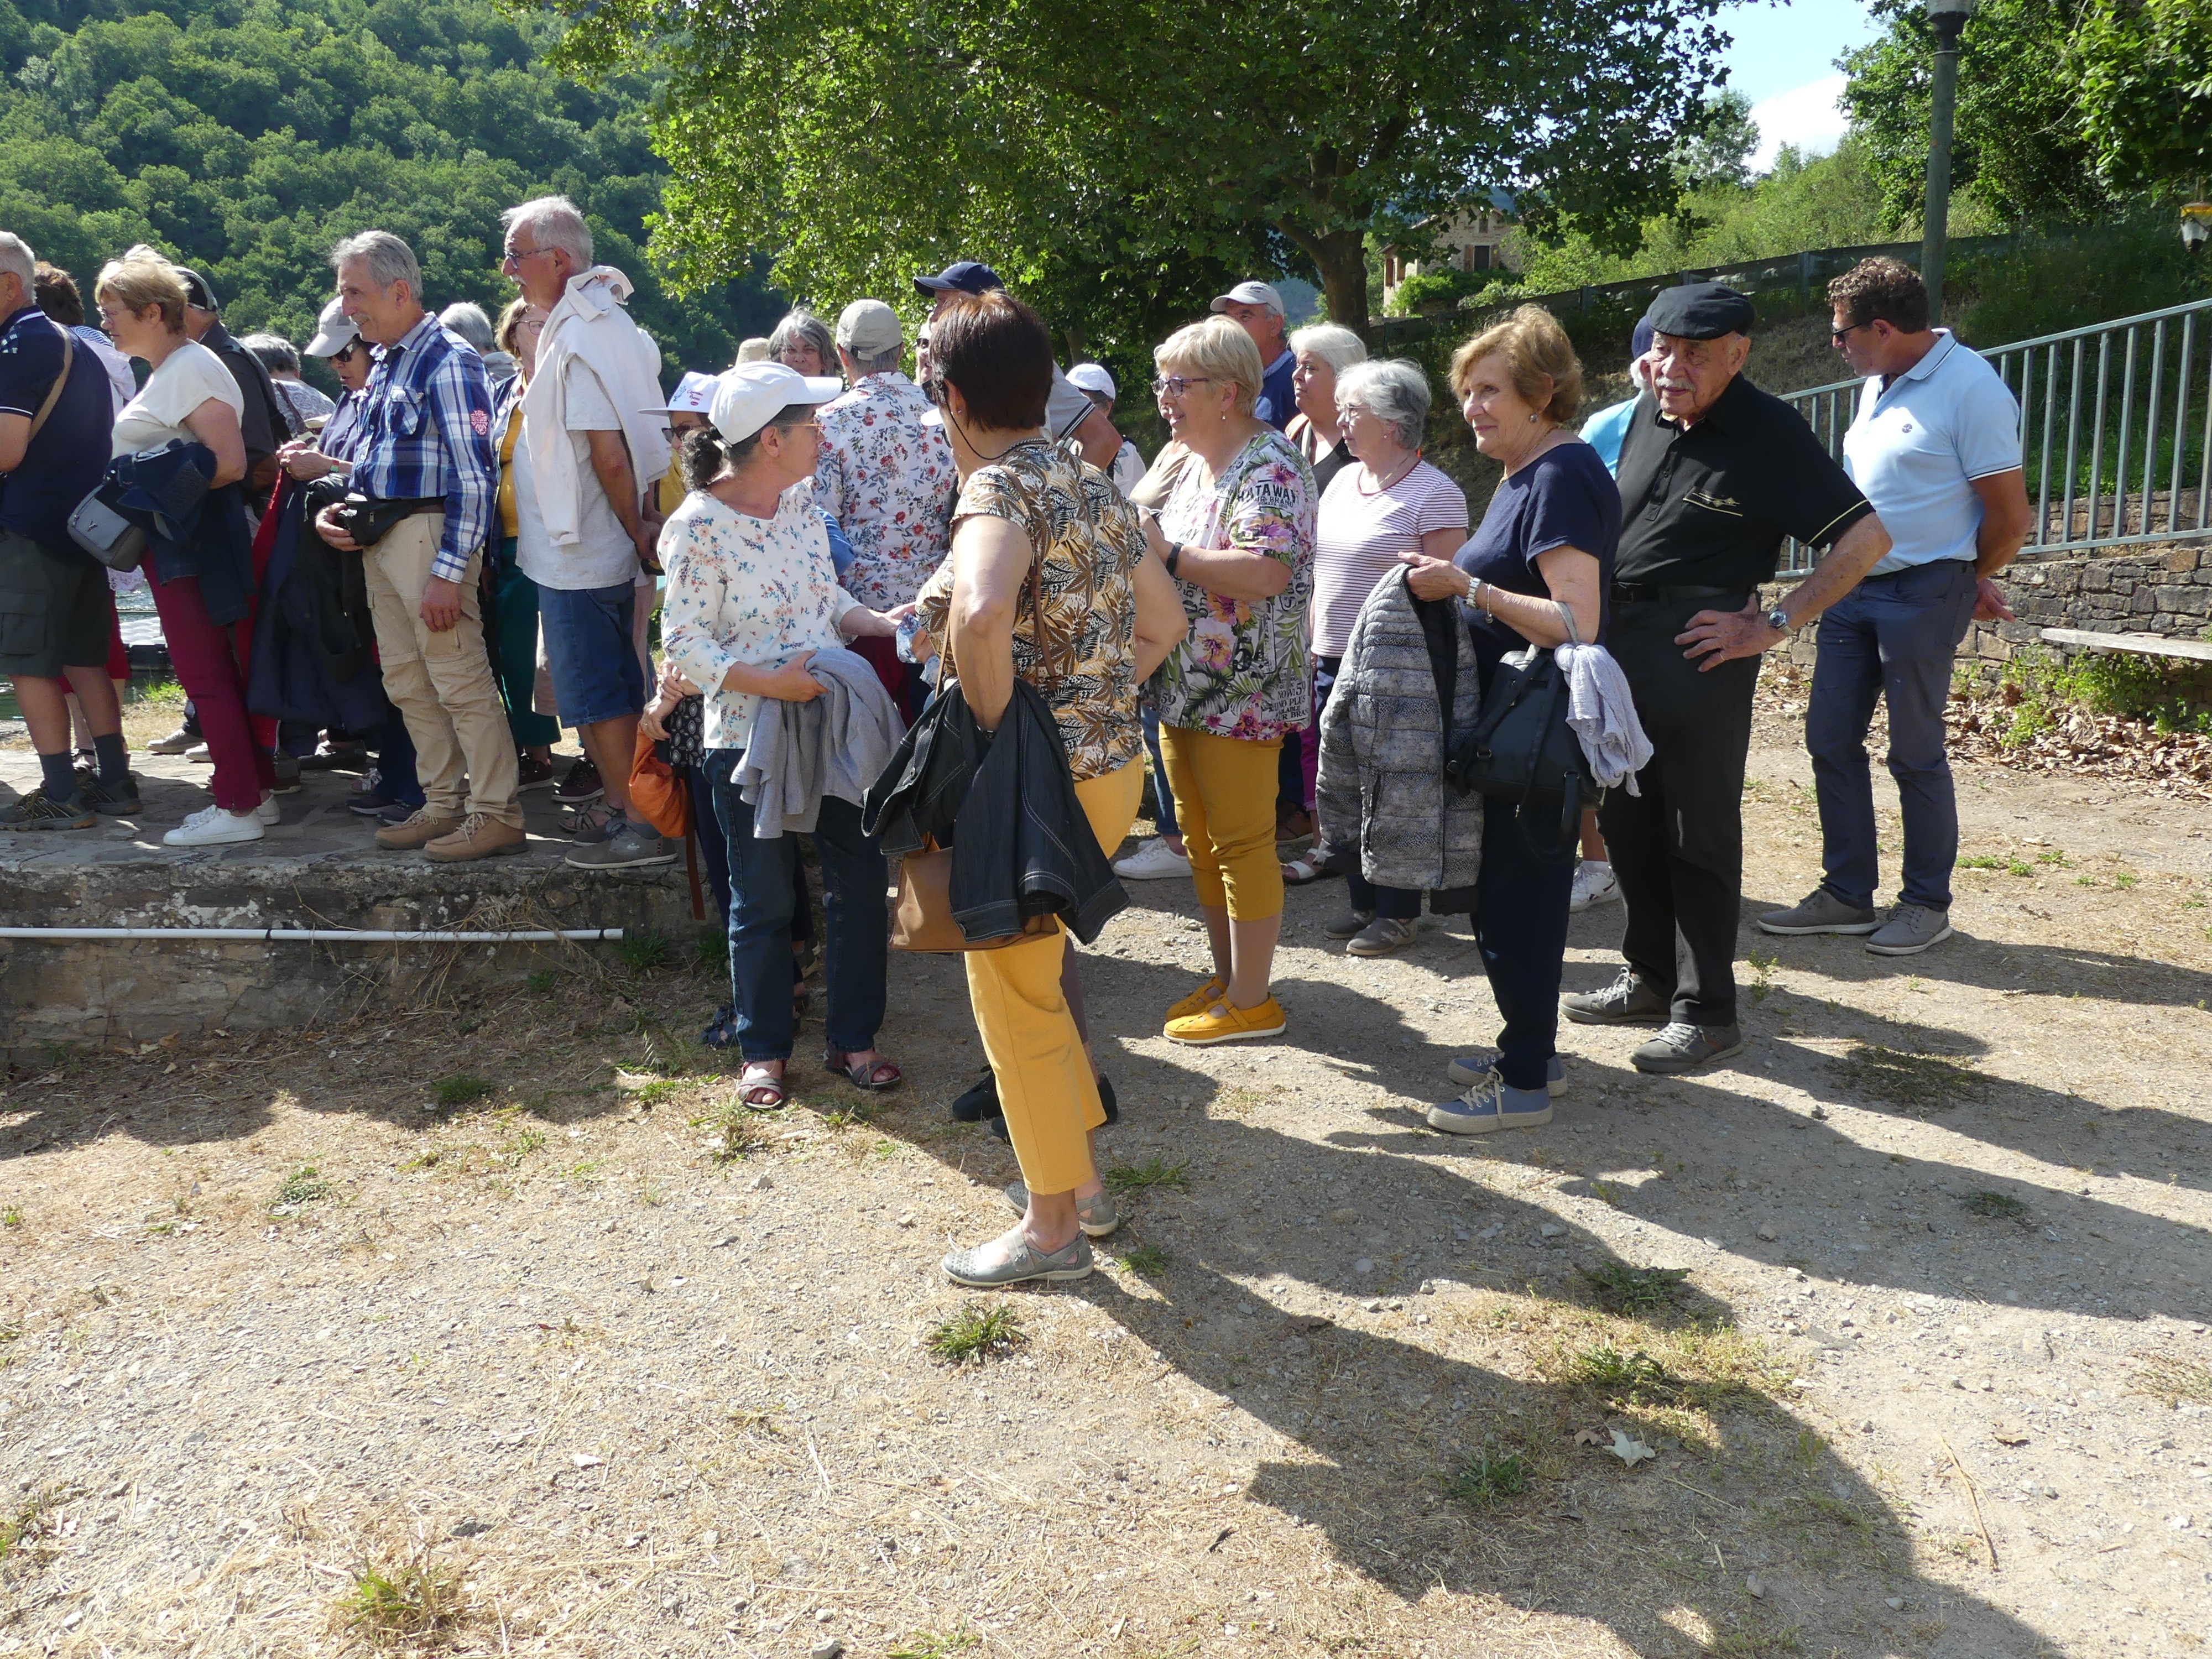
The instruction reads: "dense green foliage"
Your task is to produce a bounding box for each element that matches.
[0,0,782,376]
[549,0,1732,337]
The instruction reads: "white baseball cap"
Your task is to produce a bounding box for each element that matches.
[304,296,360,358]
[1209,280,1285,316]
[648,371,719,416]
[1066,362,1116,400]
[709,361,844,444]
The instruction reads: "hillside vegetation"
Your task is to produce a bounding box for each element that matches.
[0,0,780,373]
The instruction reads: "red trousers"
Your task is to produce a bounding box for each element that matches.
[148,573,273,812]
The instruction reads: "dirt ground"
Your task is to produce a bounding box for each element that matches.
[3,677,2210,1659]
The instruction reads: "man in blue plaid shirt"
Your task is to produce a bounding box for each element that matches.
[315,229,523,862]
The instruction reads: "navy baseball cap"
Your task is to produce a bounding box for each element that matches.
[914,260,1004,298]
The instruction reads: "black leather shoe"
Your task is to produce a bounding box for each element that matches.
[987,1074,1117,1141]
[950,1069,998,1122]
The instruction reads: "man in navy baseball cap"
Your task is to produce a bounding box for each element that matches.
[912,260,1003,298]
[909,259,1118,471]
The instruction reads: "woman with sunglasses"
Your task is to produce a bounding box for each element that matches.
[1140,317,1317,1045]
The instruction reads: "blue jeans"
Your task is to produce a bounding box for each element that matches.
[1472,792,1577,1092]
[705,749,885,1062]
[1142,706,1178,838]
[1807,559,1978,912]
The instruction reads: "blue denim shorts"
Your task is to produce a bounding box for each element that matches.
[538,581,644,726]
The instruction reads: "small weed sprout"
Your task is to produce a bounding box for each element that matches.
[1,1206,19,1228]
[337,1550,465,1642]
[712,1109,768,1162]
[524,969,557,994]
[1960,1190,2030,1223]
[617,929,673,972]
[1118,1244,1169,1275]
[889,1632,981,1658]
[1746,949,1777,1001]
[1578,1260,1689,1314]
[434,1074,492,1108]
[1104,1158,1190,1195]
[1443,1444,1530,1508]
[270,1166,331,1212]
[927,1303,1026,1365]
[1566,1342,1681,1402]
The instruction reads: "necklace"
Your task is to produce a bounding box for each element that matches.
[1359,450,1421,494]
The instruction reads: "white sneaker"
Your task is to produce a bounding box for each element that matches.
[1113,837,1191,880]
[255,791,281,826]
[1569,859,1619,913]
[183,742,213,764]
[163,804,264,847]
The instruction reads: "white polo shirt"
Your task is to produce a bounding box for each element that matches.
[1841,330,2022,576]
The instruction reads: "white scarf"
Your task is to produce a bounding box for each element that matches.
[522,267,671,549]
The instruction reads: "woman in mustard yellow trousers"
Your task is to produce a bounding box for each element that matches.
[914,290,1187,1288]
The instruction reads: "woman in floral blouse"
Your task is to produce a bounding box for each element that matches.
[1143,316,1318,1047]
[658,362,908,1111]
[915,290,1185,1288]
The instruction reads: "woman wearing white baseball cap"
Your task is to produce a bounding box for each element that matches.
[658,361,909,1109]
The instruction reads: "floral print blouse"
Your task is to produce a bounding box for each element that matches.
[915,440,1146,782]
[813,371,958,612]
[659,479,863,752]
[1151,428,1317,740]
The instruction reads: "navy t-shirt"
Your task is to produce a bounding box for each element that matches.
[1453,438,1621,669]
[1254,348,1296,431]
[0,305,113,549]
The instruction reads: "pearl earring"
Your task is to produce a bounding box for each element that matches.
[1527,412,1538,422]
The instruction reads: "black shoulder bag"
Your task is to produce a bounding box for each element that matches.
[1442,602,1591,860]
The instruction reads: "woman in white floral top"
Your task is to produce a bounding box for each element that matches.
[1140,316,1318,1048]
[916,291,1185,1290]
[658,362,909,1112]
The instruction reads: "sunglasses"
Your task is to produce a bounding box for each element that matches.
[1830,320,1874,345]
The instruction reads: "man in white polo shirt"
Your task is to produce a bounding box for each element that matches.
[1760,257,2031,957]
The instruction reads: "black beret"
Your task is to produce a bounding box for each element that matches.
[1644,281,1753,341]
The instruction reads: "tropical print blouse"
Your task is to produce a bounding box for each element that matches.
[915,439,1146,782]
[658,478,862,752]
[1151,428,1317,740]
[812,371,958,612]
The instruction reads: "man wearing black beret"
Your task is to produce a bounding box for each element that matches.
[1562,282,1893,1074]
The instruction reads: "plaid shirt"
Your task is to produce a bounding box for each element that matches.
[350,313,495,582]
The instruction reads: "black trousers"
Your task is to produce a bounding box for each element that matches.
[1596,596,1761,1027]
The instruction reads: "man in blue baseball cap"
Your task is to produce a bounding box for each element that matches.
[912,260,1119,473]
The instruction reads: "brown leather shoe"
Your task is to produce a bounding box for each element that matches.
[374,808,465,849]
[423,813,527,862]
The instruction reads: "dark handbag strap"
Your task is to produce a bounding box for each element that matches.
[25,329,74,444]
[943,540,1062,695]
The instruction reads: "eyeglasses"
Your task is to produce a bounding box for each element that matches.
[1830,320,1873,345]
[500,245,554,270]
[1152,374,1215,398]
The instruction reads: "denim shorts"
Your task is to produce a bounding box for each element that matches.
[538,581,644,726]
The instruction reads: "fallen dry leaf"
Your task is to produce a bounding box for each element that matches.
[1606,1430,1655,1467]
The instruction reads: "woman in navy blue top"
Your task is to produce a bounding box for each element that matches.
[1401,304,1622,1135]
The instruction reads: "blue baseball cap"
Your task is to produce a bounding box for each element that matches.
[914,260,1004,298]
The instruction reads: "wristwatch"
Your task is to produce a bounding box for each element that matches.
[1764,604,1792,634]
[1165,541,1183,579]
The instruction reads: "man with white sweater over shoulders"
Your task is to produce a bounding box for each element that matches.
[502,194,677,872]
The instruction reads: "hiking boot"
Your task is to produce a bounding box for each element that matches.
[1866,904,1953,957]
[1561,969,1670,1026]
[1165,994,1286,1046]
[1427,1072,1553,1135]
[0,788,96,831]
[1757,888,1878,936]
[564,821,677,870]
[374,808,465,850]
[1631,1021,1746,1075]
[424,813,527,863]
[145,724,195,755]
[81,774,142,815]
[1323,908,1374,940]
[1345,915,1418,957]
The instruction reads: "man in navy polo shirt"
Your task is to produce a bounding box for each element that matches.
[1759,257,2030,958]
[1210,280,1296,430]
[0,229,132,831]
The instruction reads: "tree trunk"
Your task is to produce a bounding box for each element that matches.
[1310,229,1371,335]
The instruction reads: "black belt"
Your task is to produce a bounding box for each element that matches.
[1610,582,1747,605]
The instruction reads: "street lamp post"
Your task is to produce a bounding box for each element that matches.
[1921,0,1975,324]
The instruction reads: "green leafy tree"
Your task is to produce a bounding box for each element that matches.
[551,0,1733,335]
[2074,0,2212,194]
[1672,90,1760,192]
[0,0,782,379]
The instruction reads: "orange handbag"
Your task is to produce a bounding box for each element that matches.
[627,726,690,839]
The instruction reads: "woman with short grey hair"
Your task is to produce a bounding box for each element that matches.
[1287,322,1366,493]
[1300,356,1467,951]
[767,309,836,379]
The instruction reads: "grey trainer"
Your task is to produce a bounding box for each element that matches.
[1865,904,1953,956]
[1001,1182,1121,1238]
[1323,909,1375,940]
[1561,969,1670,1026]
[942,1230,1093,1287]
[1757,888,1878,936]
[1345,915,1418,957]
[1631,1021,1746,1075]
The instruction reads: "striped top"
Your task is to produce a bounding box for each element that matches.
[1310,459,1467,658]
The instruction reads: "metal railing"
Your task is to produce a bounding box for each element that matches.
[1780,295,2212,572]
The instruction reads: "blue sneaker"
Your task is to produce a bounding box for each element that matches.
[1446,1050,1567,1097]
[1427,1073,1552,1135]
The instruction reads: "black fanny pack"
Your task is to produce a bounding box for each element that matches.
[326,492,443,550]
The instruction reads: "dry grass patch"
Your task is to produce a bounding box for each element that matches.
[1828,1043,1986,1114]
[2131,1348,2212,1405]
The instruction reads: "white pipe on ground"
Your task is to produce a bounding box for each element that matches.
[0,927,625,943]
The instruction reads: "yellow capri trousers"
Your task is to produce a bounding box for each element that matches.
[1158,724,1285,921]
[963,758,1145,1197]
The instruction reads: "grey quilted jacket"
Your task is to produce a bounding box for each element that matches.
[1314,566,1485,894]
